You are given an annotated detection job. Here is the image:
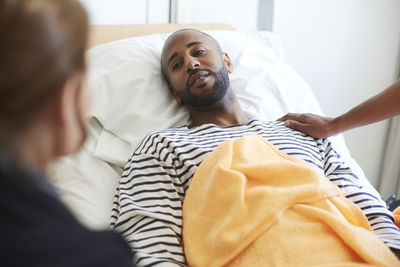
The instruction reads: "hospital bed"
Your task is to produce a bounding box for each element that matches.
[48,23,383,233]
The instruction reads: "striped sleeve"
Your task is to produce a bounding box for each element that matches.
[111,148,186,266]
[321,138,400,249]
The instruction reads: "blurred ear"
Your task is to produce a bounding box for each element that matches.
[222,52,234,73]
[168,84,182,104]
[57,72,87,155]
[59,74,80,127]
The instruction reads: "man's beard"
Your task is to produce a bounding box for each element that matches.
[175,66,230,109]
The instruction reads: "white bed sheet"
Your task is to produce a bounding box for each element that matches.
[48,118,122,229]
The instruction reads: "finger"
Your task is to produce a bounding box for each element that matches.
[277,113,301,122]
[277,115,287,122]
[285,120,327,138]
[284,120,309,133]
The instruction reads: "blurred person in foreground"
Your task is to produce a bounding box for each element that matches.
[0,0,132,266]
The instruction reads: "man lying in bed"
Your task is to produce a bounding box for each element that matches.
[111,29,400,266]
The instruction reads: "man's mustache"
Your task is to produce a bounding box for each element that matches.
[186,68,214,90]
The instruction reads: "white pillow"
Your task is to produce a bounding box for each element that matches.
[88,31,295,166]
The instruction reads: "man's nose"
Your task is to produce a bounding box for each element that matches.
[186,57,200,72]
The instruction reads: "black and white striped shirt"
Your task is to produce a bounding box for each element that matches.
[111,119,400,266]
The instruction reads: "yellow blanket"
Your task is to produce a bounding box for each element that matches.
[182,135,399,267]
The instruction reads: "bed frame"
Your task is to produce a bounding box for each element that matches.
[89,24,234,48]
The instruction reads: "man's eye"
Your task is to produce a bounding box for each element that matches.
[194,50,205,56]
[172,62,182,70]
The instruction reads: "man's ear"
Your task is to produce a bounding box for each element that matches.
[168,84,182,104]
[222,52,234,73]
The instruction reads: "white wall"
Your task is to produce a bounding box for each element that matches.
[273,0,400,187]
[176,0,258,31]
[78,0,169,24]
[79,0,258,27]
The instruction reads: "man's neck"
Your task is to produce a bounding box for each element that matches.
[188,97,249,128]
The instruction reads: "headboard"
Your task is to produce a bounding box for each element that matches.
[88,23,235,48]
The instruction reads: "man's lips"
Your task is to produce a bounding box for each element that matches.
[188,70,210,88]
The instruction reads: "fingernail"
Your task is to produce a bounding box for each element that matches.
[284,121,290,127]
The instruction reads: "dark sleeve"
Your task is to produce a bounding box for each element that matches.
[4,222,134,267]
[40,228,134,267]
[0,169,134,267]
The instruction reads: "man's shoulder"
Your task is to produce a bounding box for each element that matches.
[143,126,189,140]
[133,126,190,153]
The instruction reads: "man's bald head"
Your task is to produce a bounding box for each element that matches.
[161,29,222,83]
[159,28,234,111]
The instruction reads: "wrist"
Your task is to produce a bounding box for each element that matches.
[329,116,343,136]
